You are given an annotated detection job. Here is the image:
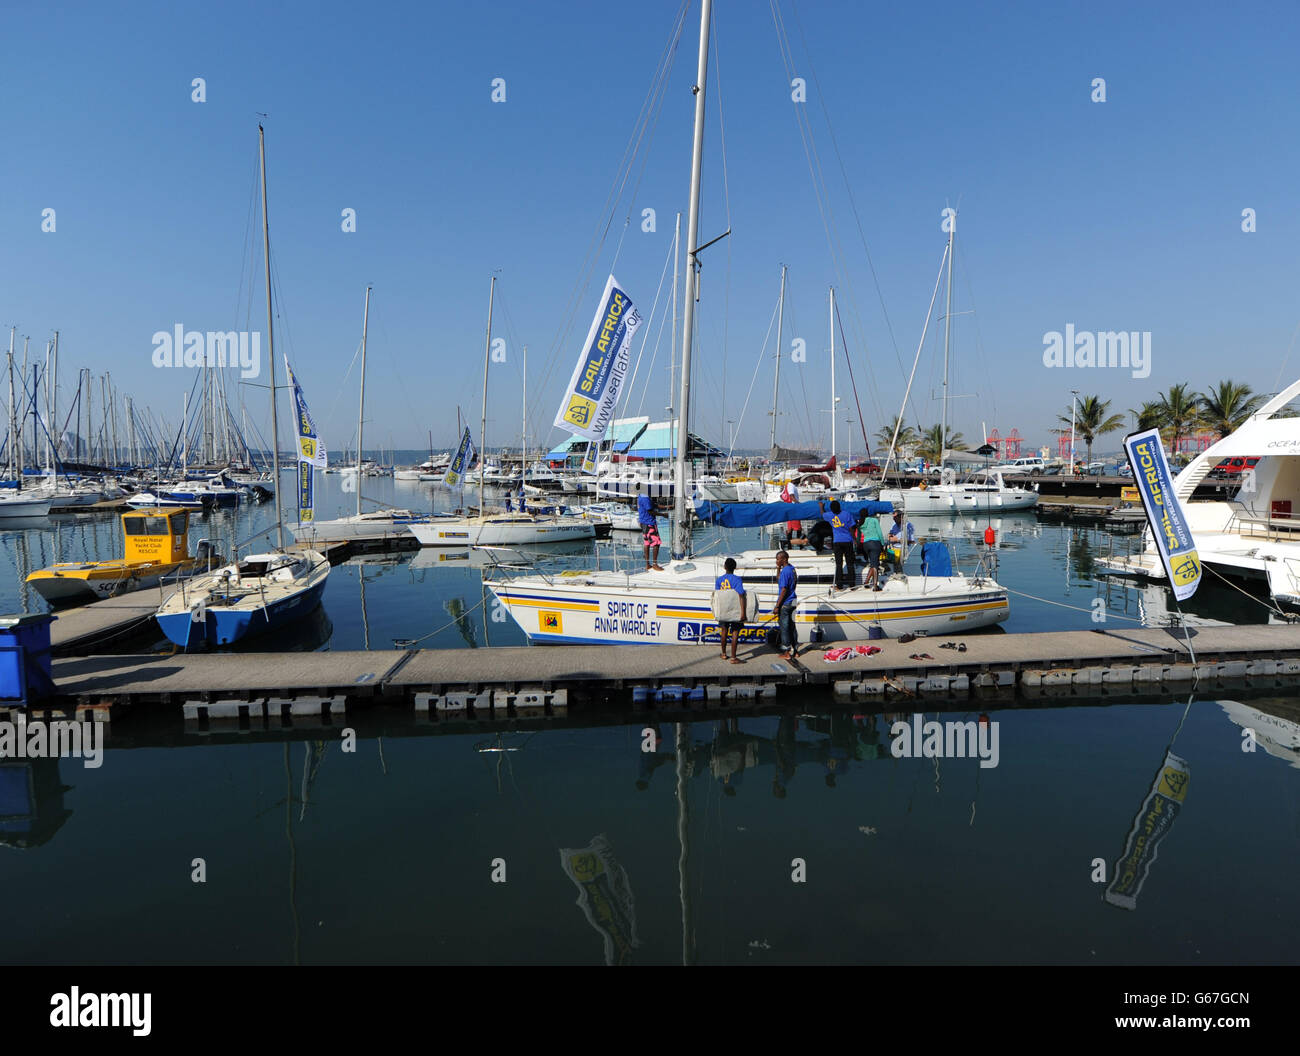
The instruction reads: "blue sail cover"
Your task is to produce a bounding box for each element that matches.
[693,498,895,528]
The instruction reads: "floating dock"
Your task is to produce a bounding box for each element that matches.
[29,624,1300,725]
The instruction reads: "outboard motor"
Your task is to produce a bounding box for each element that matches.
[194,539,215,567]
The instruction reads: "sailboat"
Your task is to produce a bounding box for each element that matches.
[407,276,596,548]
[0,329,52,519]
[878,213,1036,513]
[488,0,1009,645]
[155,125,330,649]
[289,286,434,544]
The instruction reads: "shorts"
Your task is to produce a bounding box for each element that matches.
[720,621,743,632]
[642,524,661,546]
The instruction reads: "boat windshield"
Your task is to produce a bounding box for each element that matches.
[123,516,171,536]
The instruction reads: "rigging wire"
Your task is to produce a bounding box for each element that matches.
[729,299,781,458]
[531,1,691,428]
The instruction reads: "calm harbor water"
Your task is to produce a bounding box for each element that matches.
[0,471,1296,964]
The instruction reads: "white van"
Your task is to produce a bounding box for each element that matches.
[989,456,1046,475]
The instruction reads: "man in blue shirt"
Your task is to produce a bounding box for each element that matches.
[887,509,915,572]
[823,500,856,590]
[635,482,664,571]
[768,549,799,660]
[713,556,747,663]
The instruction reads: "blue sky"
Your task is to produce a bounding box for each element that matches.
[3,0,1297,460]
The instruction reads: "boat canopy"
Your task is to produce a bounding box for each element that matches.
[693,498,894,528]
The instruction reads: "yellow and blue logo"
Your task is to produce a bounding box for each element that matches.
[563,394,597,428]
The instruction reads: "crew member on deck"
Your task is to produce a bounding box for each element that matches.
[823,500,855,590]
[636,482,664,571]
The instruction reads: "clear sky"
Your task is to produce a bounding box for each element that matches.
[3,0,1297,461]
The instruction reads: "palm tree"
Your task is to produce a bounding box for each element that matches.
[1153,383,1203,456]
[1055,395,1126,467]
[874,415,919,457]
[1128,401,1163,432]
[916,424,965,462]
[1199,379,1264,438]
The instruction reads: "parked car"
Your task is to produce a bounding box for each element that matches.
[1208,456,1260,479]
[844,461,881,475]
[988,456,1047,475]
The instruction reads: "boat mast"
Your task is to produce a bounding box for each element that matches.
[521,343,528,480]
[672,0,712,561]
[43,340,51,474]
[940,210,954,471]
[7,328,15,483]
[479,275,496,517]
[770,265,786,453]
[357,285,371,517]
[50,330,58,465]
[829,285,836,467]
[259,123,285,550]
[670,212,681,419]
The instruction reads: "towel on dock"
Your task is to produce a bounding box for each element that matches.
[822,645,882,662]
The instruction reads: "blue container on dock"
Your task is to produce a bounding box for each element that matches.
[868,625,884,640]
[0,614,57,703]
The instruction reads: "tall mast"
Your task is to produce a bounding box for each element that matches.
[7,328,15,482]
[521,343,528,476]
[479,275,496,517]
[357,285,371,517]
[259,124,285,549]
[770,265,786,452]
[672,0,712,561]
[829,285,836,466]
[20,337,28,470]
[50,330,58,464]
[670,211,681,416]
[43,340,51,473]
[940,210,954,470]
[126,395,137,468]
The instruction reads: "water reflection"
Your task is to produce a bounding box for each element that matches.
[0,757,73,849]
[4,690,1299,964]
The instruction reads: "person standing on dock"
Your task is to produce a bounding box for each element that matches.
[713,557,747,664]
[823,500,855,589]
[636,482,664,571]
[768,550,799,660]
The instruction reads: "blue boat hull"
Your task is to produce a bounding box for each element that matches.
[156,578,328,648]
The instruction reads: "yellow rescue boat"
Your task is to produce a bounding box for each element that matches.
[26,507,219,606]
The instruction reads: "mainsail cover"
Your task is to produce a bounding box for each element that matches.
[694,498,894,528]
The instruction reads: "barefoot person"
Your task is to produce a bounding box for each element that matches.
[712,557,747,664]
[766,549,799,660]
[636,482,664,571]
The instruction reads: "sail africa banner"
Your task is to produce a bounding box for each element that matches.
[1122,428,1202,601]
[444,427,475,489]
[286,357,325,523]
[286,358,326,469]
[553,275,641,441]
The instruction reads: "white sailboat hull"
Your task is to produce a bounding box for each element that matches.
[878,484,1038,512]
[288,511,430,543]
[409,514,596,547]
[0,494,53,518]
[489,568,1008,646]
